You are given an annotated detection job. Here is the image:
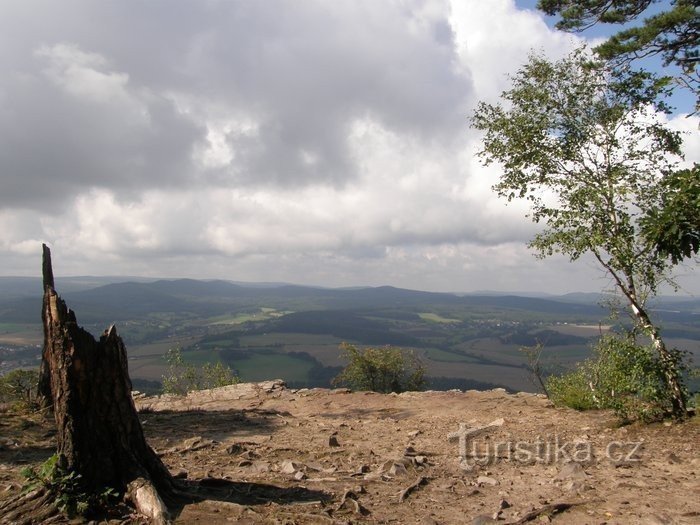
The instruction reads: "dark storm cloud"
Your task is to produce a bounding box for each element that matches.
[0,0,471,208]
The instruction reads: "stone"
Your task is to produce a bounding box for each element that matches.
[225,443,244,455]
[476,476,499,486]
[388,462,409,477]
[250,461,270,473]
[280,460,300,474]
[354,464,371,475]
[555,462,587,481]
[471,515,499,524]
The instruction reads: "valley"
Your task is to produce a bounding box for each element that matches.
[1,277,698,394]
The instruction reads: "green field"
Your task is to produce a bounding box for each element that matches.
[208,307,291,326]
[0,323,42,345]
[420,347,482,363]
[233,353,314,383]
[418,313,461,324]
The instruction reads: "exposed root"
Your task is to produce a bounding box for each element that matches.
[510,500,592,524]
[398,476,428,503]
[128,477,172,525]
[0,487,60,525]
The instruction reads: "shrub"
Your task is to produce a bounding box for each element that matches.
[546,367,597,411]
[332,343,426,393]
[21,453,118,518]
[161,348,238,395]
[547,334,685,422]
[0,368,40,409]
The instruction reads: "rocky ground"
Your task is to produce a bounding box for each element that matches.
[1,380,698,524]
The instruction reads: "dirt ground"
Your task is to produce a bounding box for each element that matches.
[1,380,698,524]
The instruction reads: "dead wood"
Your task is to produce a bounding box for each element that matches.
[1,244,179,524]
[509,500,590,524]
[398,476,428,503]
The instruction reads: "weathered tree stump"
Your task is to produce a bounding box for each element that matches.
[2,245,176,524]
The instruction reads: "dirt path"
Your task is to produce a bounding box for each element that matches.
[2,381,698,524]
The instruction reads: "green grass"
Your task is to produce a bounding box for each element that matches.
[239,333,345,347]
[199,339,239,350]
[179,349,222,365]
[418,313,461,324]
[421,347,482,363]
[0,323,43,345]
[208,308,291,326]
[0,323,35,332]
[233,353,314,383]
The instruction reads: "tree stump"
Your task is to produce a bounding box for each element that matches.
[36,243,54,409]
[3,245,176,524]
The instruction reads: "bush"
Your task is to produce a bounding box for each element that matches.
[332,343,426,393]
[547,334,684,422]
[0,368,40,409]
[161,348,238,395]
[546,367,598,411]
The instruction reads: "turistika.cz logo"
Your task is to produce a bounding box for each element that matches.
[448,420,643,472]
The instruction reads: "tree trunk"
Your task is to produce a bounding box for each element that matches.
[37,244,175,523]
[629,301,687,418]
[594,250,689,420]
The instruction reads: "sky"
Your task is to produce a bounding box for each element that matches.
[0,0,698,295]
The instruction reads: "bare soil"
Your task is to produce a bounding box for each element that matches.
[1,381,698,524]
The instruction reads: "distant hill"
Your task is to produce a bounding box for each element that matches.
[0,276,696,325]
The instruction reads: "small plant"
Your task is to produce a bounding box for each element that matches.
[21,454,117,518]
[0,368,40,410]
[333,343,426,394]
[161,348,238,395]
[547,334,688,422]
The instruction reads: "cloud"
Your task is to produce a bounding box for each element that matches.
[1,0,694,293]
[0,41,202,210]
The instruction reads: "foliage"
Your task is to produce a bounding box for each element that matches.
[472,48,681,274]
[537,0,699,108]
[471,47,688,417]
[333,343,426,393]
[21,454,118,518]
[0,368,40,409]
[546,366,598,410]
[161,348,238,395]
[547,334,686,421]
[640,164,700,263]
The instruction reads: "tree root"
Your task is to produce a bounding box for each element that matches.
[127,477,172,525]
[398,476,428,503]
[510,500,592,524]
[0,487,60,525]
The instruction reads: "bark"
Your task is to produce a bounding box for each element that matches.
[591,250,687,419]
[36,244,175,522]
[629,302,687,418]
[37,244,54,409]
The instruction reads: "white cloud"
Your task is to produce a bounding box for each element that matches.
[36,44,128,103]
[0,0,696,294]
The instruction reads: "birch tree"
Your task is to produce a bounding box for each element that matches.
[471,48,689,417]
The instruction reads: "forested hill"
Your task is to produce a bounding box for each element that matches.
[1,277,697,325]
